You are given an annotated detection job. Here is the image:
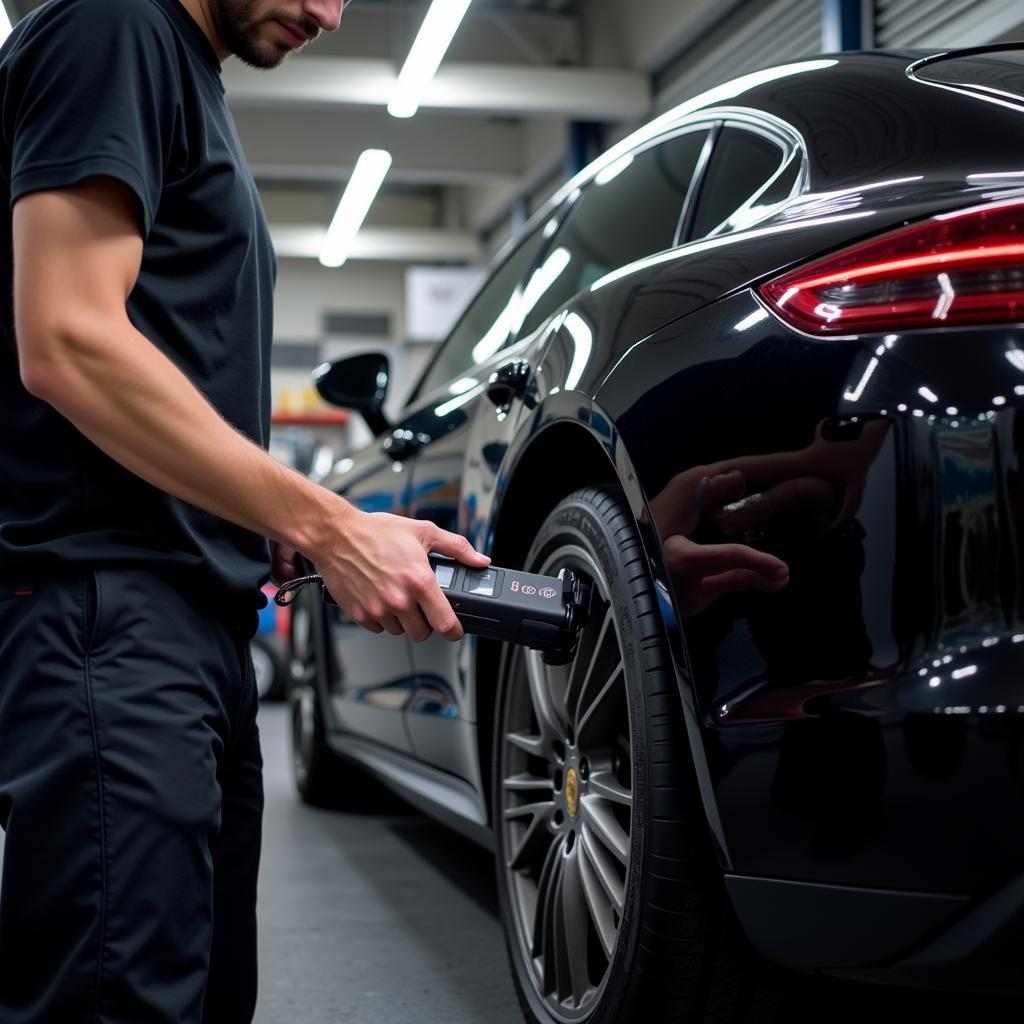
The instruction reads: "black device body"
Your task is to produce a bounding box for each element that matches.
[274,555,590,665]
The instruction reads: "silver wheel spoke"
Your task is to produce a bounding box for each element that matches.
[558,850,592,1005]
[537,841,565,994]
[580,793,630,865]
[580,823,625,914]
[531,839,562,960]
[578,831,619,960]
[577,662,624,746]
[506,730,546,758]
[506,802,554,873]
[525,649,568,741]
[504,772,554,793]
[587,770,631,807]
[564,605,612,722]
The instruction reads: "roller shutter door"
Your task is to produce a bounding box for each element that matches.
[875,0,1024,48]
[655,0,822,112]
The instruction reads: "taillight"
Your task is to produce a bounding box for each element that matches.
[759,197,1024,335]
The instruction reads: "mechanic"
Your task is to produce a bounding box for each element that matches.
[0,1,488,1021]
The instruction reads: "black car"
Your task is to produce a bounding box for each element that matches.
[287,46,1024,1024]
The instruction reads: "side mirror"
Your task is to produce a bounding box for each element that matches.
[312,353,391,436]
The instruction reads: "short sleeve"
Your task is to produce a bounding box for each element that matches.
[2,0,181,237]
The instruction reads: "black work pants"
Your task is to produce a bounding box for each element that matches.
[0,568,264,1023]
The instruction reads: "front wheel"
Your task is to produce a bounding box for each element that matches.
[493,487,778,1024]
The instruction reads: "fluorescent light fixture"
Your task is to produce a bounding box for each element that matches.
[388,0,472,119]
[320,149,392,269]
[0,3,11,44]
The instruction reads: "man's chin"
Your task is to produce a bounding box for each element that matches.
[233,43,288,69]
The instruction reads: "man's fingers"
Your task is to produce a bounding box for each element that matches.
[419,583,464,641]
[428,528,489,567]
[397,607,432,644]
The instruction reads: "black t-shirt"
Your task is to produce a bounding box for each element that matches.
[0,0,276,606]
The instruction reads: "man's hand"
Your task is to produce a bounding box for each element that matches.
[312,512,488,642]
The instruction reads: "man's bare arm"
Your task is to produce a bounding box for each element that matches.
[14,177,486,639]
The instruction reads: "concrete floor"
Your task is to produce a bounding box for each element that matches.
[253,704,521,1024]
[1,704,1021,1022]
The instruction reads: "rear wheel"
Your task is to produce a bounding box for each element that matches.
[288,585,350,807]
[494,486,782,1024]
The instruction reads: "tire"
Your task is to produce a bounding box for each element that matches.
[251,633,287,701]
[493,486,783,1024]
[287,583,351,808]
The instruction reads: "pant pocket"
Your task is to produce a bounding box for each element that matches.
[82,571,104,656]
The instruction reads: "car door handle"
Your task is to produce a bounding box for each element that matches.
[487,360,532,409]
[383,428,429,461]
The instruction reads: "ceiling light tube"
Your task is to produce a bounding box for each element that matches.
[388,0,472,119]
[319,149,392,269]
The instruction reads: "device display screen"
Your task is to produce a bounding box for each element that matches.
[435,564,455,590]
[465,569,497,597]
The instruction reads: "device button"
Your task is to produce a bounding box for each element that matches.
[435,564,455,589]
[464,568,499,597]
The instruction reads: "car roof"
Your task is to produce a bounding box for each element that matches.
[530,47,1024,226]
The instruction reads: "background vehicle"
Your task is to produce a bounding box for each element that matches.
[253,583,289,701]
[288,48,1024,1023]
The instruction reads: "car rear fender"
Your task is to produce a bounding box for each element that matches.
[475,388,731,867]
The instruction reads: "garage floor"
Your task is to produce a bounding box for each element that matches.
[254,704,521,1024]
[0,705,1020,1022]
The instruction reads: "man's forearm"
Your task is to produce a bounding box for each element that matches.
[21,311,349,558]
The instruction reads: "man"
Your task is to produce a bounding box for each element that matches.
[0,1,488,1021]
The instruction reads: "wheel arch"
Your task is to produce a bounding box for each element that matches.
[473,414,620,825]
[472,399,724,857]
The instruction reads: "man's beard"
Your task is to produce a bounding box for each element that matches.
[207,0,317,69]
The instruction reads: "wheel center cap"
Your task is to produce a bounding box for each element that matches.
[565,767,579,817]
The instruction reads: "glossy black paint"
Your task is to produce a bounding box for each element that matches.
[314,49,1024,986]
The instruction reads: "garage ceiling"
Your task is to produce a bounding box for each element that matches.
[6,0,741,264]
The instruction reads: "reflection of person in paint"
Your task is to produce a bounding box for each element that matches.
[647,419,889,617]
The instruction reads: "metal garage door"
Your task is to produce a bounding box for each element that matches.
[655,0,822,112]
[875,0,1024,48]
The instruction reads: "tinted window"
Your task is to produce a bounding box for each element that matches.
[412,224,547,400]
[691,127,785,238]
[516,129,709,339]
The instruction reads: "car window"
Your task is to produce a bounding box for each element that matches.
[410,223,547,402]
[690,126,788,238]
[516,128,710,340]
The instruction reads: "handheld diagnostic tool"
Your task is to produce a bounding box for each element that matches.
[275,554,591,665]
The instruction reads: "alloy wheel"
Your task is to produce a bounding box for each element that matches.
[499,545,633,1023]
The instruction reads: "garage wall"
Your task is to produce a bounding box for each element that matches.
[653,0,823,113]
[874,0,1024,48]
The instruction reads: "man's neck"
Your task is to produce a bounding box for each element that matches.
[177,0,230,62]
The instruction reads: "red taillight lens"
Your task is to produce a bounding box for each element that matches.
[759,198,1024,335]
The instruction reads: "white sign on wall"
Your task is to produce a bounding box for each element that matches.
[405,266,481,343]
